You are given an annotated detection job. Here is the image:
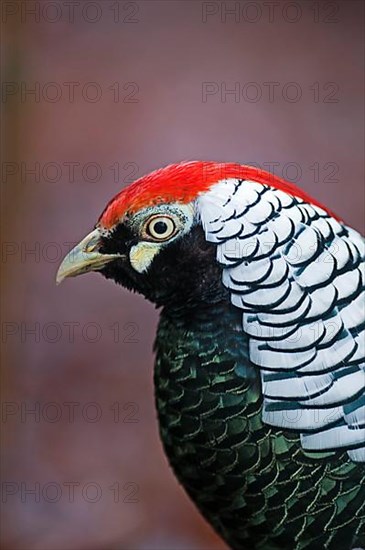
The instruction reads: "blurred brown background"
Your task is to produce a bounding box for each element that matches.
[1,1,364,549]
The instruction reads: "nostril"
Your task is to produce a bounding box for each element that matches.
[85,243,97,253]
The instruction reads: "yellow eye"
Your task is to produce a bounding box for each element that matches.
[146,215,177,241]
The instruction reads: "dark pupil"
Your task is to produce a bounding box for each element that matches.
[153,221,168,235]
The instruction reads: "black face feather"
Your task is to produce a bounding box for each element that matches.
[99,220,137,256]
[99,224,228,311]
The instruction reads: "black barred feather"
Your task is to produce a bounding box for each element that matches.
[198,178,365,462]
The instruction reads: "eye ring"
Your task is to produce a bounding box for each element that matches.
[145,215,177,241]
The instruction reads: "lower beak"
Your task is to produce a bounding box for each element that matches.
[56,228,123,284]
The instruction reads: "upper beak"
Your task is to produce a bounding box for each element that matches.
[56,228,123,285]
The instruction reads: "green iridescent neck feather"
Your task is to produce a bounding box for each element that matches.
[154,303,365,550]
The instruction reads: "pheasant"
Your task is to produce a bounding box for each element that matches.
[57,161,365,549]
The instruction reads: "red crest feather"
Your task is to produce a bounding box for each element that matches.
[98,161,340,228]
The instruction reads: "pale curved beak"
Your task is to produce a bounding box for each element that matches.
[56,228,124,285]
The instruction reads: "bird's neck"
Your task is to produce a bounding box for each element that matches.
[153,301,264,542]
[154,298,261,436]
